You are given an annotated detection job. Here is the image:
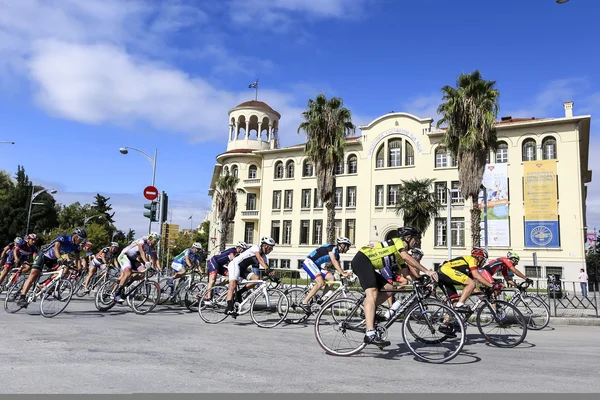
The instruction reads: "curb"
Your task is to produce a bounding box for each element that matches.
[548,317,600,326]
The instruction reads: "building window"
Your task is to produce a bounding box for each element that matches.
[248,165,258,179]
[388,139,402,167]
[542,137,557,160]
[435,147,448,168]
[435,182,447,205]
[225,222,234,244]
[271,221,281,244]
[314,189,323,208]
[346,187,357,207]
[451,217,465,247]
[451,181,464,204]
[334,187,343,208]
[522,139,537,161]
[313,220,323,245]
[375,185,384,207]
[388,184,399,206]
[546,266,563,279]
[335,162,344,175]
[246,193,256,211]
[272,190,281,210]
[244,222,254,244]
[345,219,356,244]
[335,219,342,238]
[283,221,292,244]
[496,142,508,163]
[525,266,542,279]
[284,190,293,209]
[375,146,384,168]
[347,155,358,174]
[405,141,414,166]
[281,259,291,269]
[303,160,314,177]
[301,189,311,209]
[231,165,239,178]
[269,259,279,268]
[274,161,284,179]
[434,218,447,247]
[285,160,294,178]
[343,261,352,271]
[224,166,229,176]
[300,220,310,245]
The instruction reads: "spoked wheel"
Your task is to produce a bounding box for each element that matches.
[184,282,207,312]
[198,286,229,324]
[4,279,26,313]
[158,278,174,305]
[401,300,466,363]
[313,297,367,356]
[283,287,310,324]
[40,278,74,318]
[127,281,160,315]
[95,279,118,312]
[250,287,289,328]
[477,300,528,347]
[512,296,550,330]
[74,275,88,297]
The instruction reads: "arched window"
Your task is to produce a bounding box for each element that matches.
[285,160,294,178]
[388,139,402,167]
[435,147,448,168]
[542,137,557,160]
[522,139,537,161]
[496,142,508,163]
[405,141,414,166]
[224,166,229,175]
[347,155,358,174]
[231,165,238,178]
[274,161,284,179]
[375,145,384,168]
[248,165,258,179]
[302,160,314,177]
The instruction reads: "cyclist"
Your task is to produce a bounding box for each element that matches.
[225,237,276,316]
[298,236,353,314]
[0,234,38,287]
[114,233,161,304]
[167,242,204,288]
[203,241,249,303]
[81,242,95,271]
[1,236,23,265]
[437,247,497,313]
[380,248,424,318]
[352,227,438,347]
[481,251,531,288]
[16,228,87,308]
[82,242,120,294]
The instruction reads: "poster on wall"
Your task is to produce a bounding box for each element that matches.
[479,163,510,247]
[523,160,560,248]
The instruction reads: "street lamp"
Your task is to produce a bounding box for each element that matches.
[0,141,15,144]
[119,146,158,234]
[83,215,103,226]
[26,187,58,235]
[556,0,569,4]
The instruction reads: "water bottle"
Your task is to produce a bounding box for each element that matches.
[321,291,334,302]
[385,298,403,319]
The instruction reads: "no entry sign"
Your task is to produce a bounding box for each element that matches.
[143,186,159,201]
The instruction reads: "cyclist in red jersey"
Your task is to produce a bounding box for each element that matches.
[480,251,532,288]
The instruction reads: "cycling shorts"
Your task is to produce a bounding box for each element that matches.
[171,261,186,273]
[227,259,251,282]
[207,259,228,276]
[301,258,330,280]
[351,251,389,291]
[118,253,142,271]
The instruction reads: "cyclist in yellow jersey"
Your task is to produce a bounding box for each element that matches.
[351,226,438,348]
[438,247,498,313]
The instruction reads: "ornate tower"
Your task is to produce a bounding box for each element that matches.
[227,100,281,151]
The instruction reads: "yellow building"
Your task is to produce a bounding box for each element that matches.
[207,100,592,282]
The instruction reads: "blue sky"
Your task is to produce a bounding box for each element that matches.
[0,0,599,236]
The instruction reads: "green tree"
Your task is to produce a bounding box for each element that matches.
[215,172,240,251]
[436,70,500,248]
[197,221,210,250]
[91,194,115,223]
[394,178,442,234]
[57,202,89,229]
[298,94,355,243]
[126,229,136,243]
[84,222,110,249]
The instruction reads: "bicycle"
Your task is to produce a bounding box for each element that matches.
[75,262,120,297]
[159,268,207,310]
[4,262,75,318]
[313,276,466,364]
[505,280,550,330]
[198,274,289,328]
[0,266,28,295]
[94,267,161,315]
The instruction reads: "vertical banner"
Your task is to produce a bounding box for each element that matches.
[479,163,510,247]
[523,160,560,248]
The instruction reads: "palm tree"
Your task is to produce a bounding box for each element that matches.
[298,94,355,244]
[215,172,240,251]
[436,70,500,248]
[394,178,442,234]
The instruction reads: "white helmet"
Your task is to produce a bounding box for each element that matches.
[110,242,119,248]
[14,237,23,243]
[148,232,161,241]
[260,237,276,246]
[192,242,203,250]
[236,241,250,250]
[337,236,352,246]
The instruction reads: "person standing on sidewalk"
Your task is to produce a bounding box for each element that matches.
[579,268,589,297]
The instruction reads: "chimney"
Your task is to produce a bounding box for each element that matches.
[564,101,574,118]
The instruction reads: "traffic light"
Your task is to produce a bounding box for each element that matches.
[159,191,169,224]
[143,202,158,222]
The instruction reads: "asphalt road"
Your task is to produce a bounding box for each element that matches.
[1,296,599,393]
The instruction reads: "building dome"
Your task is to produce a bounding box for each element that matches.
[227,99,281,151]
[231,100,281,118]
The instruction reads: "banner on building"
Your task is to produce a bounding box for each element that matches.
[479,163,510,247]
[523,160,560,248]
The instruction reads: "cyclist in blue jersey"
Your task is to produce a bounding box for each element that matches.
[16,227,87,308]
[298,236,353,314]
[167,242,204,287]
[203,241,250,304]
[1,236,23,266]
[0,234,38,287]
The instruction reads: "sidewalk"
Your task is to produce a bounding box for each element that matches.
[548,316,600,326]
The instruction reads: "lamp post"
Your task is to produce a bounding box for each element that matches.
[119,146,157,234]
[26,187,58,235]
[0,141,15,144]
[556,0,569,4]
[83,215,102,226]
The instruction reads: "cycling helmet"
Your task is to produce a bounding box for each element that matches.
[110,242,119,249]
[236,241,250,250]
[410,248,424,258]
[148,232,161,241]
[397,226,421,239]
[14,237,23,243]
[192,242,203,250]
[337,236,352,246]
[471,247,488,259]
[73,227,88,239]
[260,237,276,246]
[507,251,520,261]
[26,233,38,241]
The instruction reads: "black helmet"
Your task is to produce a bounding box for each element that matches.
[73,227,88,239]
[397,226,421,239]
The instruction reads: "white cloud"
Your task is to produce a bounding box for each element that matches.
[402,94,442,122]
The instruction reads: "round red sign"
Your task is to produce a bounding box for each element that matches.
[143,186,158,201]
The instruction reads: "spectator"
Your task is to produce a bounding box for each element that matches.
[579,268,589,297]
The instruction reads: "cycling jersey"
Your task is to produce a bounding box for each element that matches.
[482,257,513,277]
[91,247,115,267]
[41,235,80,260]
[380,264,401,283]
[358,238,406,270]
[1,242,16,263]
[173,248,201,265]
[122,238,155,259]
[228,244,268,281]
[307,244,339,267]
[439,256,479,285]
[5,240,38,265]
[208,248,236,276]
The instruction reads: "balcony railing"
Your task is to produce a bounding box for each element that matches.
[241,210,260,219]
[243,178,261,187]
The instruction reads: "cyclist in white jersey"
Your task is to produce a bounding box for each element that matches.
[114,233,161,303]
[82,242,119,294]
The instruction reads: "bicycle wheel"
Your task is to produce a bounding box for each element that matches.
[198,286,229,324]
[129,281,160,315]
[95,279,118,311]
[40,278,73,318]
[74,275,88,297]
[511,296,550,331]
[477,299,528,348]
[158,278,174,305]
[4,279,26,313]
[250,287,289,328]
[313,297,367,356]
[402,300,465,363]
[283,287,310,324]
[184,282,207,312]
